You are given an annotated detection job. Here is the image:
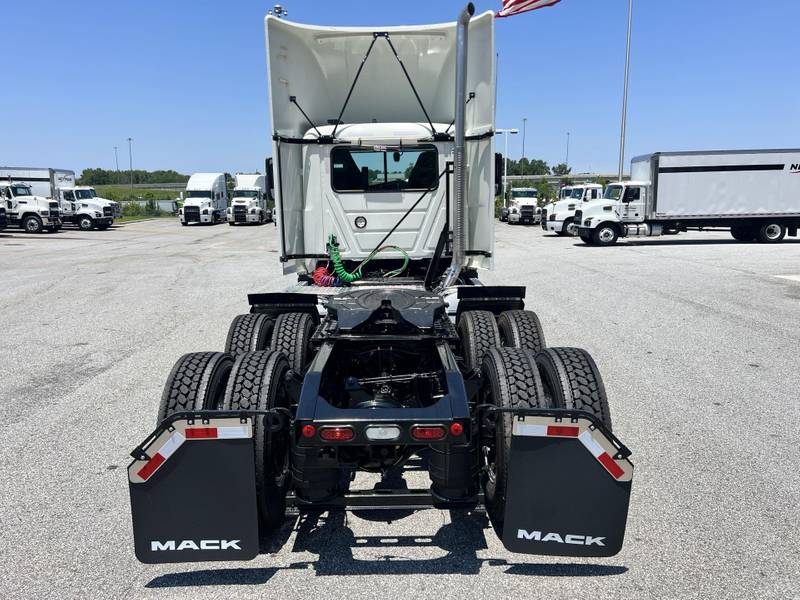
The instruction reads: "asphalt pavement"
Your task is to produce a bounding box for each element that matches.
[1,219,798,600]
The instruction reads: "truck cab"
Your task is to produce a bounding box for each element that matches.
[574,181,650,245]
[227,173,271,225]
[59,186,118,230]
[507,188,540,225]
[180,173,227,225]
[0,181,61,233]
[543,183,603,236]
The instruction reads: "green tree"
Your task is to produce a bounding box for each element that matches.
[552,163,572,176]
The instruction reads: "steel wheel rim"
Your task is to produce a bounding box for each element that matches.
[765,224,781,239]
[599,228,615,242]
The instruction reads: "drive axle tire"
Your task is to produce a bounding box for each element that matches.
[481,348,549,533]
[223,350,291,530]
[156,351,234,425]
[457,310,501,372]
[497,310,546,353]
[564,218,577,237]
[225,313,274,355]
[534,347,612,430]
[757,222,786,243]
[579,233,594,245]
[79,216,95,231]
[271,312,315,374]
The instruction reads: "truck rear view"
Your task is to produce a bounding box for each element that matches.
[127,4,634,566]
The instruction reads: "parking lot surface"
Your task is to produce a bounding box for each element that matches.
[1,220,798,600]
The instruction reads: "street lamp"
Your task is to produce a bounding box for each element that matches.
[127,137,133,198]
[565,131,570,168]
[618,0,634,181]
[496,128,519,207]
[521,117,527,159]
[268,4,288,17]
[114,146,119,172]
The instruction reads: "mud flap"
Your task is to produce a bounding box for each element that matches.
[128,417,259,564]
[501,414,633,557]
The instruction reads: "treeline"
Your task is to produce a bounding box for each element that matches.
[501,157,572,177]
[77,168,189,185]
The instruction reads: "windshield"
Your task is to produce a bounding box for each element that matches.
[604,185,624,200]
[74,189,96,199]
[11,184,32,197]
[187,190,212,198]
[569,188,584,199]
[511,190,537,199]
[331,146,438,193]
[233,190,258,198]
[560,189,571,199]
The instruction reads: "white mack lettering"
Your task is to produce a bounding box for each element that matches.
[564,534,585,545]
[584,536,606,546]
[541,532,564,543]
[221,539,242,550]
[200,540,220,550]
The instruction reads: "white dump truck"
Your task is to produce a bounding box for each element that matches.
[227,173,270,225]
[507,187,540,225]
[0,180,61,233]
[127,4,634,567]
[576,150,800,246]
[541,183,603,236]
[179,173,228,225]
[58,186,120,230]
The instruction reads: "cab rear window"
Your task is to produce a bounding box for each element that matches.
[331,146,438,193]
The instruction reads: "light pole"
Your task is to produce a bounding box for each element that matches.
[127,137,133,199]
[618,0,633,182]
[521,117,527,160]
[113,146,119,172]
[565,131,570,168]
[268,4,288,17]
[496,128,519,207]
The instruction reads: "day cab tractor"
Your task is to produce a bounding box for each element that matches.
[128,5,634,565]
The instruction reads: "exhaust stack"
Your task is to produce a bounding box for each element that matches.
[441,2,474,289]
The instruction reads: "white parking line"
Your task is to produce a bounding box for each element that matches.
[775,275,800,282]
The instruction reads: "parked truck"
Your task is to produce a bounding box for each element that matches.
[541,183,603,236]
[506,187,541,225]
[227,173,271,225]
[58,186,120,230]
[0,181,61,233]
[127,5,634,566]
[576,150,800,246]
[179,173,228,225]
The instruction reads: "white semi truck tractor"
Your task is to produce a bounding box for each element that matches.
[179,173,228,225]
[0,181,61,233]
[227,173,270,225]
[576,150,800,246]
[541,183,603,236]
[58,186,119,230]
[127,4,635,566]
[506,187,540,225]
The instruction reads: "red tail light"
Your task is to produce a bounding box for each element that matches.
[320,426,354,441]
[410,425,446,441]
[449,422,464,437]
[301,424,316,438]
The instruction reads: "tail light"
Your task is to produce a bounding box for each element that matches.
[319,426,354,442]
[301,424,316,438]
[410,425,446,441]
[449,422,464,437]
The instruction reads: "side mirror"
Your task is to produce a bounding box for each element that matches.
[494,153,503,197]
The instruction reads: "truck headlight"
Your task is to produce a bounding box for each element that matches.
[40,209,49,216]
[584,218,593,226]
[549,214,556,221]
[511,208,518,214]
[250,208,257,214]
[202,209,209,215]
[95,211,102,217]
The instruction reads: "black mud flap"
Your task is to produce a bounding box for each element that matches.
[501,413,633,557]
[128,417,259,564]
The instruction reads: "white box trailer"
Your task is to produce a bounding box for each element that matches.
[0,166,75,199]
[576,149,800,245]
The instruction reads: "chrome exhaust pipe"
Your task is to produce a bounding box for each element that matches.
[441,2,474,289]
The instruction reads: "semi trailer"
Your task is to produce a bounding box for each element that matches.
[228,173,271,225]
[541,183,603,236]
[576,150,800,246]
[179,173,228,225]
[128,5,634,565]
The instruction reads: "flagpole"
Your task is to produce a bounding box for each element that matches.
[617,0,633,182]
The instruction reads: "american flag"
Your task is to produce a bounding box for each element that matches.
[496,0,562,18]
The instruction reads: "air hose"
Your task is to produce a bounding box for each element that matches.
[317,234,409,286]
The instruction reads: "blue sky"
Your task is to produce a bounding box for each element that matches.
[3,0,798,176]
